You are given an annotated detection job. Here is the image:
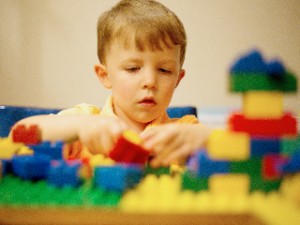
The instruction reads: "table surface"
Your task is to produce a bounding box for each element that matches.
[0,207,266,225]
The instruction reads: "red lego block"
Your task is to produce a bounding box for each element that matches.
[262,154,288,180]
[109,134,150,164]
[12,124,41,145]
[228,112,297,137]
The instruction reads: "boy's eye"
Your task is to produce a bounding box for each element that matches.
[159,68,172,74]
[126,67,140,72]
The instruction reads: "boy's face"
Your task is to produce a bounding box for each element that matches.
[95,38,185,128]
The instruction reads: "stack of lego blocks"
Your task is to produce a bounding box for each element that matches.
[183,49,300,194]
[0,123,152,194]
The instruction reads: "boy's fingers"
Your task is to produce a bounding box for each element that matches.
[150,140,182,167]
[142,128,177,151]
[162,144,191,165]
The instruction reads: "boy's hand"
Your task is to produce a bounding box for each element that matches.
[77,116,126,156]
[141,124,210,167]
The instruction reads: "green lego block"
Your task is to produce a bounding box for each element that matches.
[229,72,297,93]
[145,164,170,176]
[0,175,121,207]
[181,171,208,192]
[250,176,281,193]
[230,158,262,178]
[280,136,300,156]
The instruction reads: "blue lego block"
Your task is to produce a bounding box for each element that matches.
[230,49,287,78]
[94,164,143,192]
[266,59,286,77]
[251,137,280,157]
[0,159,11,177]
[47,160,82,187]
[12,154,51,180]
[29,141,64,160]
[0,106,61,137]
[280,151,300,174]
[167,106,197,118]
[230,49,267,74]
[188,150,229,178]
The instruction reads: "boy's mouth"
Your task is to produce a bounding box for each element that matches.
[139,97,156,108]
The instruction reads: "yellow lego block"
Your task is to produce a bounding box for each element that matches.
[89,154,115,167]
[243,91,283,119]
[207,129,250,160]
[209,174,250,196]
[0,138,24,159]
[17,146,33,155]
[123,130,142,145]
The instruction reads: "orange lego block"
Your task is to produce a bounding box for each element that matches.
[209,174,250,196]
[243,91,283,119]
[207,129,250,160]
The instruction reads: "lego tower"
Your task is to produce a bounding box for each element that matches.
[183,49,299,194]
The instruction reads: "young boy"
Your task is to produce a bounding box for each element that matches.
[12,0,210,168]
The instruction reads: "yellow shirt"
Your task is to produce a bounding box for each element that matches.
[59,96,199,127]
[60,97,199,159]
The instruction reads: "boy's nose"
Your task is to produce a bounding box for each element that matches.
[142,70,157,90]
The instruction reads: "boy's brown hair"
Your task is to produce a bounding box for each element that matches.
[97,0,187,67]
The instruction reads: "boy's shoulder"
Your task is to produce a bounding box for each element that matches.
[58,103,101,115]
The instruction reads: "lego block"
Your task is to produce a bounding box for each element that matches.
[229,71,297,93]
[29,141,64,160]
[12,124,41,145]
[94,164,143,192]
[243,91,283,119]
[280,136,300,156]
[230,158,262,178]
[230,49,267,74]
[109,131,150,164]
[262,154,288,180]
[228,112,297,136]
[47,160,82,187]
[181,171,208,192]
[229,49,297,93]
[0,159,8,177]
[266,59,286,76]
[89,154,115,167]
[12,154,51,180]
[0,175,121,207]
[280,151,300,174]
[188,150,229,178]
[251,137,280,157]
[145,163,170,176]
[167,106,197,118]
[207,129,250,161]
[209,174,250,195]
[250,177,281,192]
[0,138,24,160]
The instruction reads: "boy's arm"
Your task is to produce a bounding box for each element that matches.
[10,114,126,155]
[10,114,91,142]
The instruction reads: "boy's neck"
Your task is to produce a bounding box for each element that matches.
[123,119,149,134]
[112,105,149,133]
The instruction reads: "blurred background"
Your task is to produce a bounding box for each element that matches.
[0,0,299,118]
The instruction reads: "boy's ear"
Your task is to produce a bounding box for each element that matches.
[94,64,112,89]
[175,69,185,88]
